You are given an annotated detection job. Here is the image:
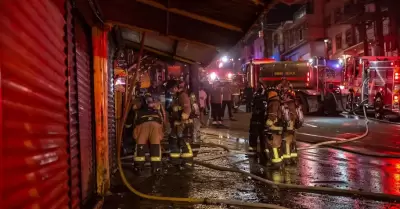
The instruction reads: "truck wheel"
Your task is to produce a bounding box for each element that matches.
[297,94,309,115]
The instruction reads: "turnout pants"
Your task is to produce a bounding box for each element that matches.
[282,101,298,164]
[133,121,163,172]
[169,121,194,165]
[265,99,284,168]
[248,120,265,152]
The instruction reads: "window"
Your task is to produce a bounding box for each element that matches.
[345,29,353,47]
[343,1,352,14]
[273,34,278,47]
[306,0,314,14]
[299,27,304,41]
[324,15,331,27]
[335,33,342,50]
[334,8,341,23]
[327,40,332,52]
[291,30,296,45]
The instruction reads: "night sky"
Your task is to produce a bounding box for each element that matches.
[266,3,302,24]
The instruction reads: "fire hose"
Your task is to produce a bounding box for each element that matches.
[116,78,287,207]
[116,77,397,208]
[193,80,400,202]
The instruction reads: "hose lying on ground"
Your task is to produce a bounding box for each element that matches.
[200,105,370,155]
[116,97,288,207]
[117,134,289,208]
[193,160,400,202]
[297,104,368,151]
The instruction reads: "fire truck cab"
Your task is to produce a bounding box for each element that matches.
[346,56,400,118]
[244,57,345,115]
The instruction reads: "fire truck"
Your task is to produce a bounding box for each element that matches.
[244,57,345,114]
[344,56,400,118]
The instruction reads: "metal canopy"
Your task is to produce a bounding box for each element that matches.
[77,0,275,65]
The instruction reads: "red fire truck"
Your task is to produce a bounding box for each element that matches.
[243,57,345,114]
[343,56,400,118]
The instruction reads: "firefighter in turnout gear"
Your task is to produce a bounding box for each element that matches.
[265,86,284,169]
[248,84,267,156]
[277,78,303,165]
[132,92,166,174]
[166,80,194,165]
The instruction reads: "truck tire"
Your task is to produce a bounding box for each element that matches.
[297,94,309,115]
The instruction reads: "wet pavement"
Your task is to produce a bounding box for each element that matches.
[103,111,400,209]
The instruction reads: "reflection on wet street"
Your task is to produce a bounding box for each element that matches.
[104,114,400,209]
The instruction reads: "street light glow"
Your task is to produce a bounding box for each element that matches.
[221,56,228,63]
[324,39,329,43]
[210,72,217,81]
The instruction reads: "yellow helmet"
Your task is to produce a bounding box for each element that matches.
[267,90,278,99]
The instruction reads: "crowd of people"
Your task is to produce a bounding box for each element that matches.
[124,75,302,174]
[123,78,261,174]
[198,81,256,126]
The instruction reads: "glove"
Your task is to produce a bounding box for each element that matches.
[181,113,189,120]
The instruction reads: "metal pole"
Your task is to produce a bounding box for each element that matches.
[316,57,319,91]
[361,61,365,102]
[119,32,146,143]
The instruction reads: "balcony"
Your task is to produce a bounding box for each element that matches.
[336,2,364,25]
[336,0,388,25]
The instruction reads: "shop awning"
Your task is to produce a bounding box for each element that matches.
[76,0,279,66]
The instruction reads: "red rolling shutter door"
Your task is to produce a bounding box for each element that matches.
[0,0,70,209]
[66,1,81,208]
[74,16,96,204]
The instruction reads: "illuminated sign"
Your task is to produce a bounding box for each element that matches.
[273,71,297,76]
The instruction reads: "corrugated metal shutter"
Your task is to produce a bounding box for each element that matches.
[108,34,117,175]
[66,1,81,208]
[1,0,70,209]
[74,17,96,204]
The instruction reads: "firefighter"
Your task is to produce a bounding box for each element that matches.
[277,78,301,165]
[180,80,200,143]
[248,83,267,159]
[132,92,165,174]
[265,85,284,169]
[166,80,194,166]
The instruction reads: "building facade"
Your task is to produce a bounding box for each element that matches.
[272,0,326,61]
[324,0,399,59]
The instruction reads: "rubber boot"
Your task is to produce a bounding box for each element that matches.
[268,147,283,170]
[248,133,258,154]
[248,122,260,153]
[134,144,148,175]
[281,139,292,165]
[180,141,194,166]
[168,136,181,165]
[258,133,270,166]
[150,144,162,175]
